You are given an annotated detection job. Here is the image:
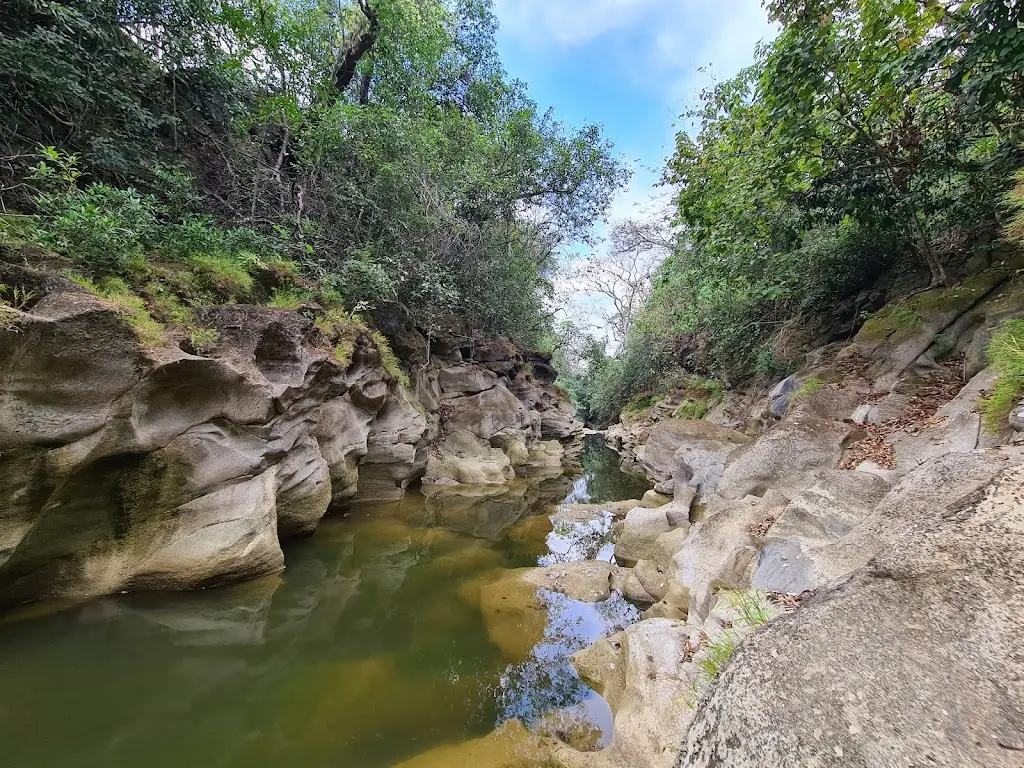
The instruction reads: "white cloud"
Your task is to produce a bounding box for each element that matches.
[500,0,777,346]
[494,0,665,46]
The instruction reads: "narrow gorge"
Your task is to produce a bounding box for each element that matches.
[2,0,1023,765]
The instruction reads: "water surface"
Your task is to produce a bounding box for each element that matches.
[0,437,647,767]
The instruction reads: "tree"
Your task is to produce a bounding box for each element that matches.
[566,216,670,347]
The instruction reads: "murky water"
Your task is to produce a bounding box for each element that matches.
[0,436,647,767]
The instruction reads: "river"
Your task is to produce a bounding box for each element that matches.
[0,436,648,767]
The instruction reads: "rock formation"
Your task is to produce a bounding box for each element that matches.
[0,262,582,607]
[545,267,1024,768]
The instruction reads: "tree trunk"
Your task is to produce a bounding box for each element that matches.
[333,0,378,95]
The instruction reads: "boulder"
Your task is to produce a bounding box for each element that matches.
[559,619,696,768]
[614,507,675,565]
[654,492,787,624]
[767,375,798,418]
[716,391,857,501]
[636,420,750,497]
[519,562,620,603]
[680,461,1024,768]
[888,367,999,473]
[847,270,1008,391]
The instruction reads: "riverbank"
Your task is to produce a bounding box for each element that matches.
[0,255,583,607]
[543,267,1024,767]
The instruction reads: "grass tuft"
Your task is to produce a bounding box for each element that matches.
[188,254,254,301]
[790,377,825,406]
[982,319,1024,432]
[267,287,312,309]
[373,330,410,388]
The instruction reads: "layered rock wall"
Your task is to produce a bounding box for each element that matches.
[0,264,582,607]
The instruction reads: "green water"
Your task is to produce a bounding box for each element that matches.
[0,437,648,768]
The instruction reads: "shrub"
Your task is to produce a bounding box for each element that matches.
[982,319,1024,432]
[35,183,161,273]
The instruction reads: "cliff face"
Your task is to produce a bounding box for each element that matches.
[0,263,581,608]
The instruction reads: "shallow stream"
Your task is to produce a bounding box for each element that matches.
[0,436,647,767]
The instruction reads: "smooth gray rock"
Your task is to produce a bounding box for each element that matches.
[680,462,1024,768]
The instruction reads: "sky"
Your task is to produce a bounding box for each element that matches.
[491,0,777,336]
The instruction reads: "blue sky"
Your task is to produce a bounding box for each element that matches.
[493,0,776,225]
[491,0,776,334]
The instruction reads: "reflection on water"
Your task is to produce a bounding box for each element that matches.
[563,435,650,504]
[0,441,645,768]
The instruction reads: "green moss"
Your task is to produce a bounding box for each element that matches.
[982,319,1024,432]
[624,393,660,414]
[858,303,922,344]
[674,399,710,420]
[96,279,166,346]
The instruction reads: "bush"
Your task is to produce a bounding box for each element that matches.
[36,183,161,273]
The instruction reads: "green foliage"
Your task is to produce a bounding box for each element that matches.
[35,182,161,274]
[633,0,1024,383]
[1,0,625,349]
[982,319,1024,432]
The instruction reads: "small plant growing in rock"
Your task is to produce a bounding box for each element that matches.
[373,331,410,389]
[267,287,312,310]
[0,283,32,331]
[982,319,1024,432]
[688,590,773,704]
[789,377,825,407]
[187,326,219,355]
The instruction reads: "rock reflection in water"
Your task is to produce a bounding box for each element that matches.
[495,589,639,742]
[0,444,646,768]
[562,435,650,505]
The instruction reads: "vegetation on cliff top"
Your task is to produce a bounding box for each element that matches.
[0,0,626,353]
[557,0,1024,425]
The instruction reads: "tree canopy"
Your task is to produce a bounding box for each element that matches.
[562,0,1024,424]
[0,0,627,348]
